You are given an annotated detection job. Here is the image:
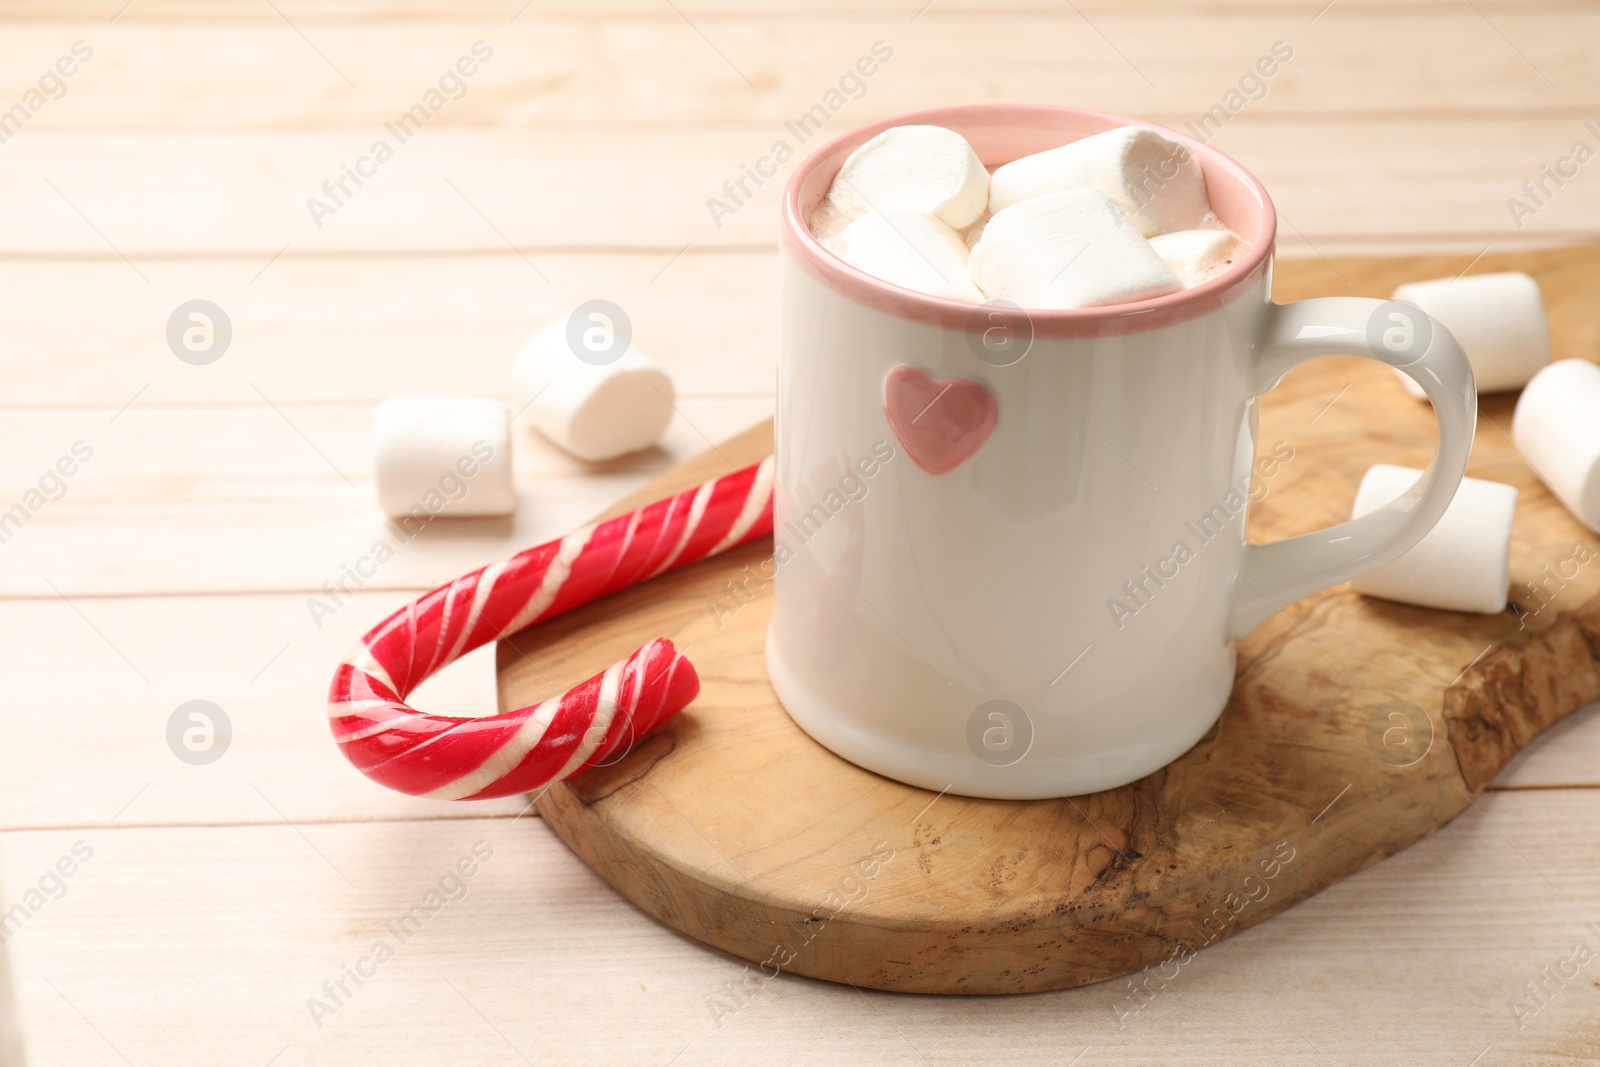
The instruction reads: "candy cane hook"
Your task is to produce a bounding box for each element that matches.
[329,456,774,800]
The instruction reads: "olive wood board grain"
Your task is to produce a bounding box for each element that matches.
[497,244,1600,995]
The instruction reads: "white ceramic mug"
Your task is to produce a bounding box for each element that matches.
[766,104,1476,800]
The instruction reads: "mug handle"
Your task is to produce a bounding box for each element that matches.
[1226,297,1477,640]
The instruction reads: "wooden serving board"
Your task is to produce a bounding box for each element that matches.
[498,245,1600,995]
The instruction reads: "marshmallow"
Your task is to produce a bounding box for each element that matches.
[1149,228,1248,287]
[1349,464,1516,614]
[373,397,516,518]
[512,318,676,462]
[807,197,852,248]
[827,125,989,230]
[1512,359,1600,532]
[834,209,986,302]
[988,125,1217,237]
[1393,272,1550,397]
[964,212,989,250]
[967,189,1182,310]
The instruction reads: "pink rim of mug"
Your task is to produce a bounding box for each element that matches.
[782,103,1278,339]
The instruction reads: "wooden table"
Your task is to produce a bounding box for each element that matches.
[1,2,1597,1063]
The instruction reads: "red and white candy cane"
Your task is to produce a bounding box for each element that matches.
[329,456,774,800]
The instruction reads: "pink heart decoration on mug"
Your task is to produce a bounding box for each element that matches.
[882,364,998,474]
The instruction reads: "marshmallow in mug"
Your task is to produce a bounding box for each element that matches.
[512,318,676,462]
[1513,358,1600,532]
[1150,228,1249,288]
[967,189,1182,310]
[1391,272,1550,397]
[1348,464,1517,614]
[825,124,990,230]
[373,396,517,518]
[811,123,1246,307]
[988,125,1221,237]
[833,208,985,303]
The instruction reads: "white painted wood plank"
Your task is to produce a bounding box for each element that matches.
[2,790,1598,1064]
[0,591,530,830]
[0,120,1593,256]
[0,11,1590,133]
[1497,701,1600,791]
[0,398,773,597]
[0,253,777,407]
[6,0,1593,15]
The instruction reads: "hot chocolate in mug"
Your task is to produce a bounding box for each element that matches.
[766,104,1476,800]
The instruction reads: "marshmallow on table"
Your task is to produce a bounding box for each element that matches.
[512,318,676,462]
[1349,464,1517,614]
[1513,358,1600,532]
[373,397,516,518]
[833,209,986,302]
[826,125,989,230]
[1392,272,1550,397]
[988,125,1218,237]
[967,189,1182,310]
[1149,228,1248,288]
